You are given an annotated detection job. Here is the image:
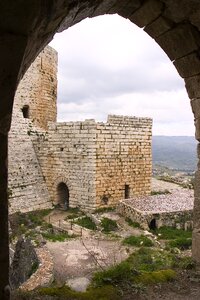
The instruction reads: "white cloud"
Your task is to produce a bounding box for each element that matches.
[50,14,194,136]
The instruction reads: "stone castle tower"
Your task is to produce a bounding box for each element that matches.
[8,46,152,213]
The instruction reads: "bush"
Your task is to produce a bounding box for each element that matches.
[74,216,97,230]
[125,217,141,228]
[123,235,153,247]
[92,248,176,288]
[169,237,192,250]
[100,218,118,233]
[42,231,75,242]
[151,189,171,195]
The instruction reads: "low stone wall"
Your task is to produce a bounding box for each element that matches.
[20,246,54,291]
[117,200,193,230]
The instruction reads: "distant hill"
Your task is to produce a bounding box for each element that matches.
[152,136,198,171]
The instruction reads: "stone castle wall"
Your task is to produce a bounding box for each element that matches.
[32,120,97,211]
[14,46,57,131]
[9,46,152,213]
[8,46,57,213]
[33,116,152,211]
[95,115,152,207]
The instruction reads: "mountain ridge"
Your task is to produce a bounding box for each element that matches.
[152,135,197,171]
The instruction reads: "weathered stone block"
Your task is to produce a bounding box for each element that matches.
[185,75,200,99]
[108,0,142,18]
[129,0,164,28]
[174,51,200,78]
[144,15,174,38]
[156,24,200,61]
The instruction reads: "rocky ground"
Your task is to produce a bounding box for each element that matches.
[11,178,200,300]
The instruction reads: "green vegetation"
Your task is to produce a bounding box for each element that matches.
[28,261,39,277]
[123,235,154,247]
[125,217,141,228]
[93,206,115,214]
[9,209,78,243]
[74,216,97,230]
[100,217,118,233]
[153,226,192,240]
[13,285,119,300]
[42,231,76,242]
[9,209,53,240]
[65,207,85,220]
[92,247,176,287]
[151,189,171,195]
[169,237,192,250]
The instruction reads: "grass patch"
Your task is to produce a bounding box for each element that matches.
[92,248,176,288]
[173,256,195,270]
[13,285,120,300]
[9,209,53,239]
[65,207,85,220]
[42,231,75,242]
[74,216,97,230]
[125,217,141,228]
[135,269,176,285]
[169,237,192,250]
[93,206,115,214]
[123,235,153,247]
[153,226,192,240]
[38,285,120,300]
[100,218,118,233]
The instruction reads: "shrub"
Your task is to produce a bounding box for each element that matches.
[123,235,153,247]
[169,237,192,250]
[151,189,171,195]
[100,218,118,233]
[42,231,75,242]
[74,216,97,230]
[125,217,141,228]
[92,248,176,288]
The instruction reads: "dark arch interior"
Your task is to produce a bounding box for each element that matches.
[22,105,30,119]
[149,218,157,230]
[57,182,69,209]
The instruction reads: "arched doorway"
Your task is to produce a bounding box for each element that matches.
[56,182,69,210]
[149,218,157,230]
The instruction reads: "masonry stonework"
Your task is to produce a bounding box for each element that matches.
[8,46,152,213]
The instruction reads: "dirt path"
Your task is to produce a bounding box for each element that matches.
[46,237,132,289]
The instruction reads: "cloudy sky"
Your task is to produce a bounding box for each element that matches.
[50,14,194,136]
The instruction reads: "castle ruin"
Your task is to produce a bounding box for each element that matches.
[9,46,152,213]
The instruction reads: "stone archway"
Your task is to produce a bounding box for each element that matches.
[2,1,200,298]
[56,182,69,210]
